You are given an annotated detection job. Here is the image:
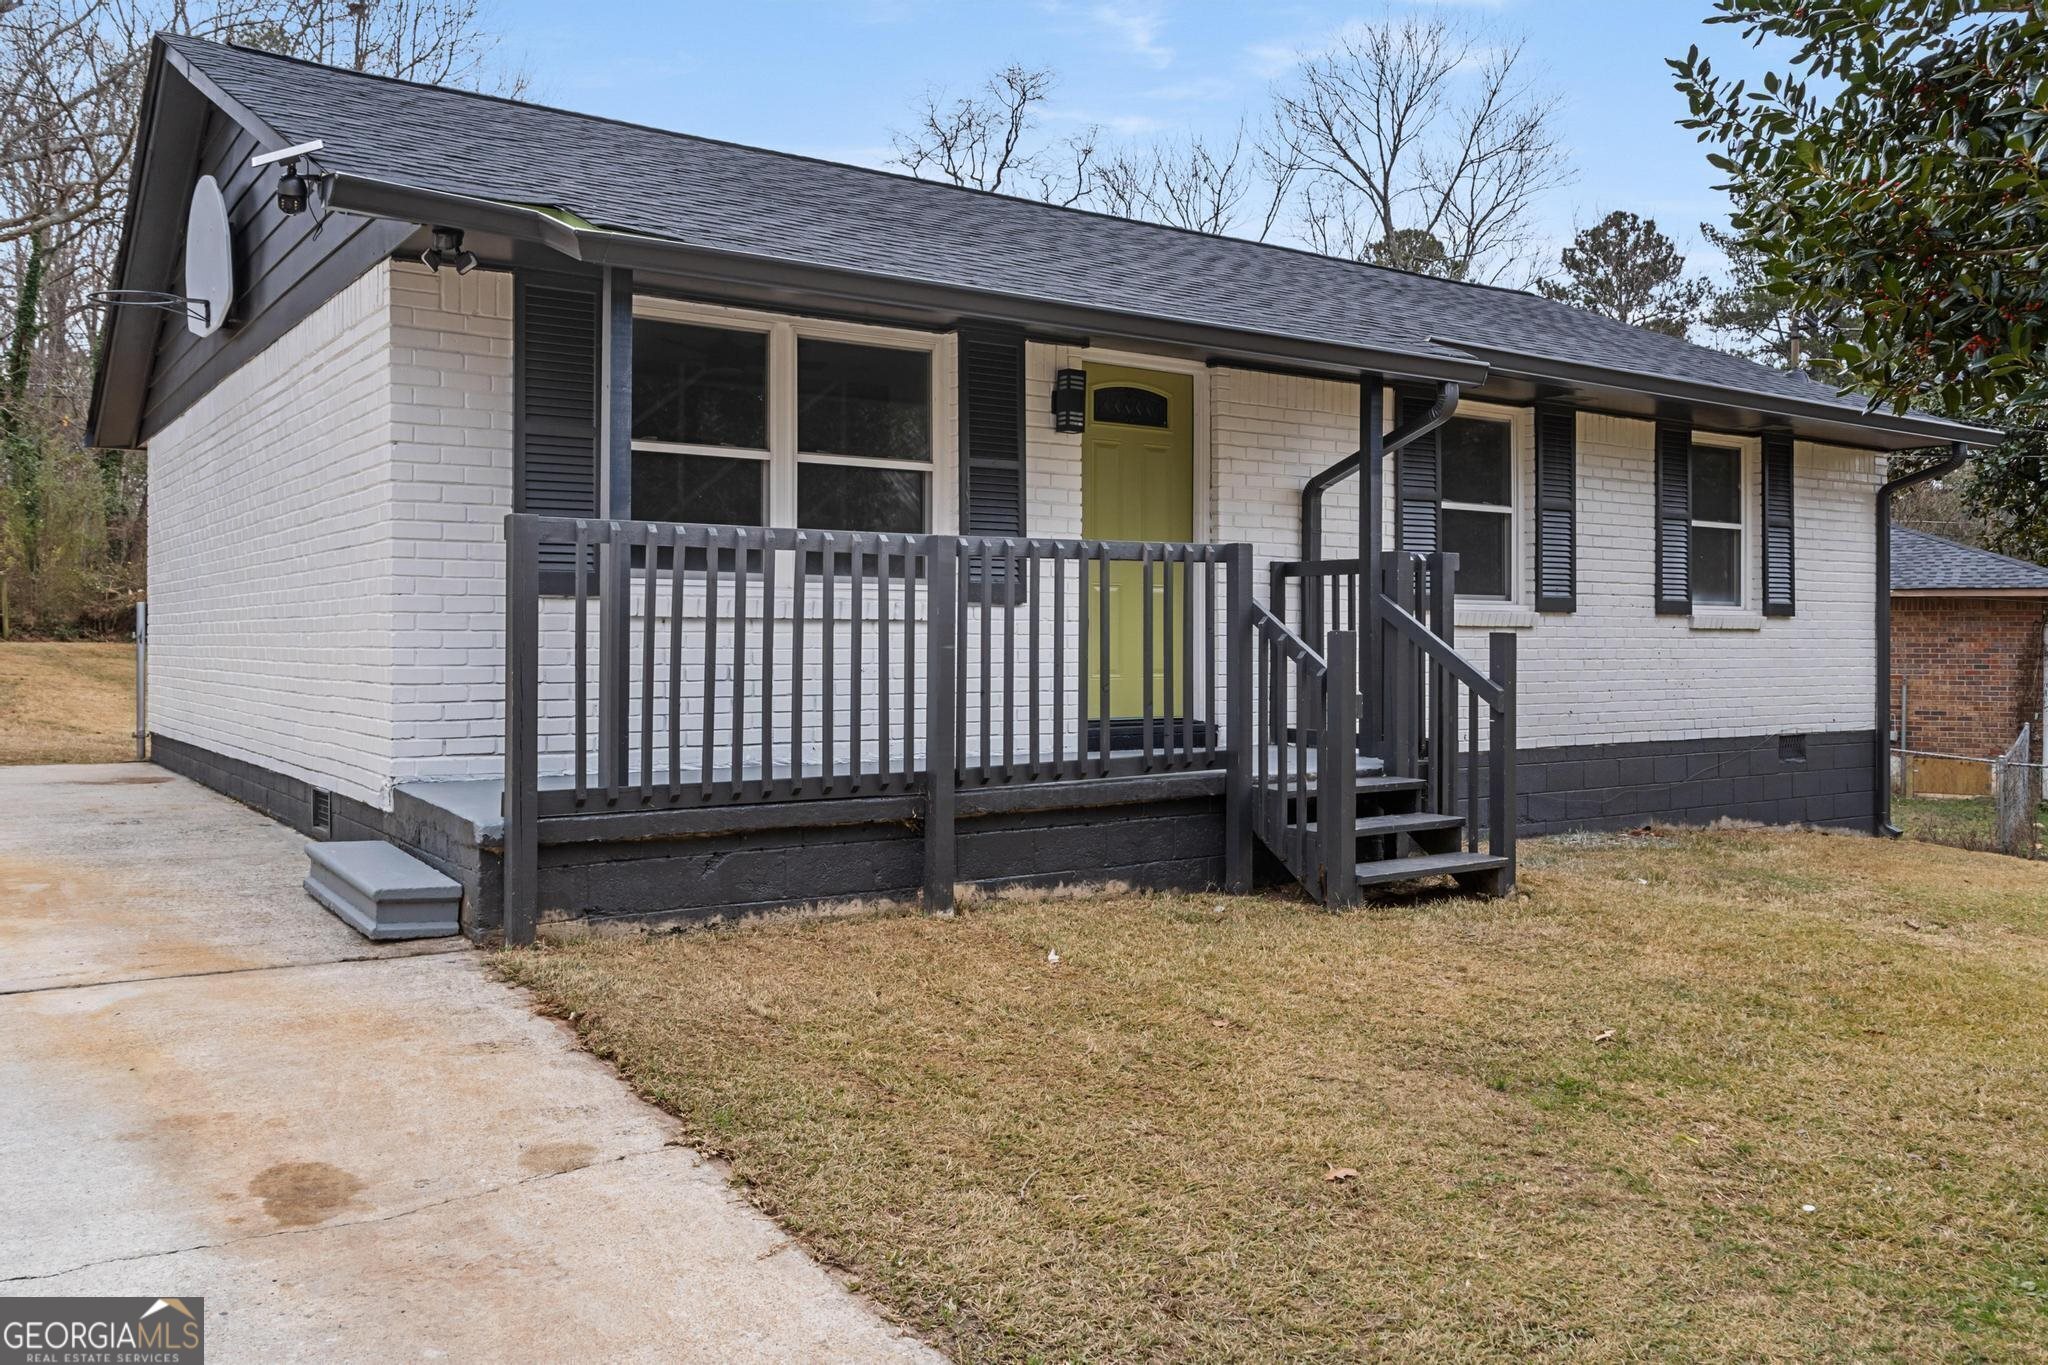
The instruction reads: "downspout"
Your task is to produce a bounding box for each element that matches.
[1301,381,1459,562]
[1875,441,1970,836]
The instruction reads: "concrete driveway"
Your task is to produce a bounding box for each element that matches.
[0,764,937,1363]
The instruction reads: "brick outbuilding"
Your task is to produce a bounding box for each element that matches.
[1890,527,2048,793]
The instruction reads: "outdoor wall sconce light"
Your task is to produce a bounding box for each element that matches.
[1052,368,1086,433]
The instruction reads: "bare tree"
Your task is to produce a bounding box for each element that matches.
[891,66,1298,241]
[891,64,1070,196]
[1269,12,1570,282]
[1,0,526,632]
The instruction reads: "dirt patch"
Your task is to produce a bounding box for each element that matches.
[0,641,137,765]
[248,1161,367,1227]
[58,773,171,786]
[519,1140,598,1176]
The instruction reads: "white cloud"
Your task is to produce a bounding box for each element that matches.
[1090,3,1173,68]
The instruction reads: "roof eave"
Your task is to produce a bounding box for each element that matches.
[324,172,1490,388]
[1441,340,2002,451]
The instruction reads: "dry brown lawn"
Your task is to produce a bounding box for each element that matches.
[498,827,2048,1362]
[0,641,137,764]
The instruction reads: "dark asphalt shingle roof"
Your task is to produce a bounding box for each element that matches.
[165,35,1920,422]
[1891,527,2048,592]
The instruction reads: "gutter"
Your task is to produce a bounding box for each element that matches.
[1874,442,1971,837]
[1301,382,1460,563]
[1436,339,2003,451]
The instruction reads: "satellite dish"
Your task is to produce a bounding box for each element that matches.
[184,175,232,338]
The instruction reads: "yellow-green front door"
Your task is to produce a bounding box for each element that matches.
[1082,364,1194,723]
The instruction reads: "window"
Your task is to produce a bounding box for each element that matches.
[1439,416,1514,600]
[630,307,939,535]
[631,319,768,526]
[1690,444,1744,607]
[796,338,931,534]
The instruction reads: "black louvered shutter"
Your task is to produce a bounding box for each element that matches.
[1393,388,1441,553]
[1761,432,1796,617]
[1654,420,1692,615]
[958,323,1026,601]
[1534,403,1577,612]
[514,271,602,591]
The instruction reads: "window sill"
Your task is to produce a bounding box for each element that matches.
[1453,604,1537,630]
[1688,611,1765,632]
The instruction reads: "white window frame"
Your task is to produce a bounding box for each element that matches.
[630,296,958,534]
[1433,402,1530,607]
[1688,441,1750,611]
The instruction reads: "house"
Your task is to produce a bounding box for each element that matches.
[88,36,1997,943]
[1889,527,2048,796]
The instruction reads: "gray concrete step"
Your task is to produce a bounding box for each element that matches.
[305,841,461,941]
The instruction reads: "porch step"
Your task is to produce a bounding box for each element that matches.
[1352,850,1509,888]
[304,841,461,941]
[1307,811,1466,839]
[1259,773,1425,797]
[1258,748,1385,778]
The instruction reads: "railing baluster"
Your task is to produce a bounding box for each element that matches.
[955,540,968,783]
[1488,633,1517,888]
[879,542,893,789]
[603,523,629,802]
[666,526,683,803]
[822,546,836,793]
[791,534,807,789]
[1003,541,1018,779]
[1096,544,1112,776]
[1196,548,1212,773]
[1072,547,1086,778]
[1294,659,1310,877]
[701,528,718,801]
[730,529,748,794]
[924,537,958,912]
[902,544,916,789]
[1467,688,1482,853]
[1141,545,1156,771]
[983,540,999,777]
[641,522,656,802]
[851,544,866,789]
[573,521,589,807]
[1028,543,1042,779]
[760,528,778,798]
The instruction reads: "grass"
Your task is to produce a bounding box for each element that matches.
[497,827,2048,1361]
[0,641,137,764]
[1895,793,2045,857]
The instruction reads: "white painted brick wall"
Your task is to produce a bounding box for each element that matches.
[150,285,1879,809]
[1496,413,1877,747]
[1027,364,1878,751]
[148,260,515,808]
[386,262,515,783]
[147,265,399,808]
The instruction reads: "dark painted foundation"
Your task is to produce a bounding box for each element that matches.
[152,727,1878,943]
[151,734,500,924]
[1513,729,1878,836]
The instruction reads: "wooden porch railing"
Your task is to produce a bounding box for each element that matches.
[503,514,1256,944]
[1271,550,1517,880]
[1250,609,1360,907]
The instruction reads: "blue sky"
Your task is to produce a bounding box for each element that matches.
[487,0,1776,281]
